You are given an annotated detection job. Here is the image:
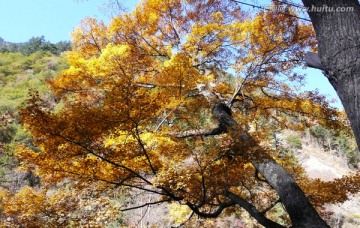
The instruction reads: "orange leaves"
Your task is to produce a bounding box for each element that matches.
[184,12,227,53]
[13,0,352,225]
[0,187,47,226]
[229,7,315,77]
[0,183,121,227]
[2,186,46,215]
[156,53,203,98]
[72,18,107,57]
[299,173,360,207]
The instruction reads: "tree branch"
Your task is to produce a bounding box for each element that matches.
[186,200,235,218]
[304,52,326,71]
[49,132,153,186]
[224,191,285,228]
[173,103,234,138]
[172,102,329,227]
[121,199,171,211]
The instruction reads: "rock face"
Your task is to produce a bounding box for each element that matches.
[299,145,351,181]
[296,135,360,227]
[302,155,344,181]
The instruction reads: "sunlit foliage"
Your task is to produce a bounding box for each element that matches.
[4,0,359,226]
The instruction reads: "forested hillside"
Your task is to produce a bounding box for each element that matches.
[0,39,68,191]
[0,0,359,227]
[0,36,71,56]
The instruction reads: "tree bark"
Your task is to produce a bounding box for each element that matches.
[212,104,330,227]
[251,156,329,227]
[301,0,360,148]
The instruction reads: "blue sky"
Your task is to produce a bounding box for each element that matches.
[0,0,137,43]
[0,0,342,108]
[299,69,341,108]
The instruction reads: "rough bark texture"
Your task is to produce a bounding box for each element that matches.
[301,0,360,148]
[252,158,329,227]
[211,103,330,227]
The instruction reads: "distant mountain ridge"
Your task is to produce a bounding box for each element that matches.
[0,36,71,56]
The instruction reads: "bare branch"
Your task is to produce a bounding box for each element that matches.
[224,191,285,228]
[154,104,181,132]
[304,52,326,71]
[186,200,235,218]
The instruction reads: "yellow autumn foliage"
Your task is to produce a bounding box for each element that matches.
[6,0,357,227]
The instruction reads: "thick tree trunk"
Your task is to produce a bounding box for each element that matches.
[212,104,329,227]
[252,157,329,227]
[301,0,360,148]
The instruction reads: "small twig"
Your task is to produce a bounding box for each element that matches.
[121,199,171,211]
[154,106,179,132]
[229,0,311,22]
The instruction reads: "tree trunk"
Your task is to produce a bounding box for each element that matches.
[252,157,329,227]
[212,104,330,227]
[301,0,360,148]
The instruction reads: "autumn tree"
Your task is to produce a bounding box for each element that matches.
[13,0,360,226]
